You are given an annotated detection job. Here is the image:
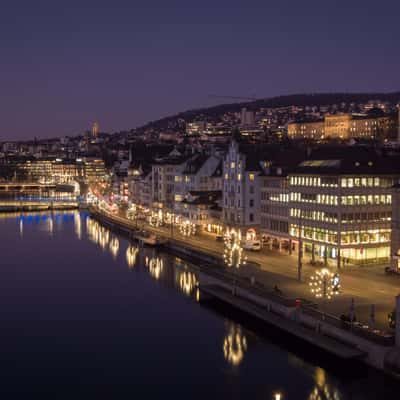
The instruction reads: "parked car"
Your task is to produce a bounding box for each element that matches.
[243,240,262,251]
[215,235,224,242]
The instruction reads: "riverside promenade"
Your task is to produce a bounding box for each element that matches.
[92,207,399,331]
[89,206,400,376]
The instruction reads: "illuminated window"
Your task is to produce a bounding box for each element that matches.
[249,174,255,181]
[237,174,241,181]
[361,178,367,187]
[230,162,235,169]
[224,173,228,180]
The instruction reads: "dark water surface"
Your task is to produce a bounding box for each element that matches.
[0,211,398,399]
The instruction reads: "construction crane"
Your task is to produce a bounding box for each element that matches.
[208,94,260,101]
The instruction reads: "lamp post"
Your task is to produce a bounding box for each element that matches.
[170,211,174,239]
[298,211,303,282]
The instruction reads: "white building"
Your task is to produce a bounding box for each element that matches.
[222,138,264,239]
[288,147,400,268]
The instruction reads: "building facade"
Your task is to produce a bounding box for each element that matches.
[288,113,398,140]
[222,139,263,239]
[288,150,399,267]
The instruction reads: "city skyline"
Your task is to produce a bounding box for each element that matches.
[1,0,400,140]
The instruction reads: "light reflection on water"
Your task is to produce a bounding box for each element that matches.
[223,323,248,367]
[1,212,398,399]
[145,256,164,280]
[308,367,341,400]
[126,244,139,269]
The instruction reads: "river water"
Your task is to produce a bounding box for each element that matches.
[0,211,398,399]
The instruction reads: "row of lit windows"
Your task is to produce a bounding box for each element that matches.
[341,177,394,188]
[290,176,338,187]
[341,212,391,223]
[290,176,395,188]
[290,225,338,244]
[224,173,255,181]
[290,193,391,206]
[290,224,390,245]
[290,192,338,205]
[290,209,391,224]
[341,230,390,245]
[341,195,391,206]
[263,193,289,202]
[290,208,338,223]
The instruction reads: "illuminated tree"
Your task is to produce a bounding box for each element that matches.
[149,210,163,227]
[223,228,246,269]
[179,219,196,237]
[309,268,340,300]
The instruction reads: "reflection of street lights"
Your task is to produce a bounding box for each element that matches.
[309,268,340,319]
[308,367,341,400]
[223,324,247,366]
[126,244,138,268]
[178,270,198,296]
[145,256,164,280]
[109,236,119,259]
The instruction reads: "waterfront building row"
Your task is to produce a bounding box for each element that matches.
[120,139,400,268]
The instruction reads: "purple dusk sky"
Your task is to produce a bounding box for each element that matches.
[1,0,399,141]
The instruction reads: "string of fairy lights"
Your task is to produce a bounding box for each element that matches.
[309,268,340,300]
[223,228,247,269]
[179,219,196,237]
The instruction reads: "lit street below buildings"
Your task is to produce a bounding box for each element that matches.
[126,213,399,331]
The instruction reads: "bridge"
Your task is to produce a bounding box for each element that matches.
[0,198,79,211]
[0,182,57,191]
